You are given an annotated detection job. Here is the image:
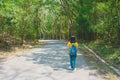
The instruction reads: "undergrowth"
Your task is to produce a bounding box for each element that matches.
[85,40,120,64]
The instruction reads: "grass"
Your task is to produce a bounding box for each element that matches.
[78,43,120,79]
[79,41,120,79]
[85,40,120,65]
[79,44,86,50]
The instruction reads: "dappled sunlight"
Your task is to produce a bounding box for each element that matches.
[0,40,115,80]
[0,0,119,79]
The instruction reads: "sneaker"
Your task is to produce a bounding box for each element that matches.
[72,68,76,71]
[69,66,71,69]
[74,68,76,71]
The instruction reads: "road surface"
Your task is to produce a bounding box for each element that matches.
[0,40,107,80]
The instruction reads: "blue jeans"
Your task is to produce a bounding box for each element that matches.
[70,54,77,70]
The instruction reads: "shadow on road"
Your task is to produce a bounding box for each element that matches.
[25,40,87,71]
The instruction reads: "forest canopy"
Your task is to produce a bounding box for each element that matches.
[0,0,120,45]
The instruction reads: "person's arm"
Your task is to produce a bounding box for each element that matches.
[75,42,78,48]
[67,42,71,55]
[67,42,71,49]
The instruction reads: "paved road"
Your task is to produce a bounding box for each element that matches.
[0,40,106,80]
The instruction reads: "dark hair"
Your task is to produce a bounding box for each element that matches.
[70,36,76,43]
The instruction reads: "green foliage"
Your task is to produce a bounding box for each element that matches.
[0,0,120,53]
[87,40,120,64]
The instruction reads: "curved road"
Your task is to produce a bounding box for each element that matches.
[0,40,107,80]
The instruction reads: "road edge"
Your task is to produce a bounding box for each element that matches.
[83,44,120,76]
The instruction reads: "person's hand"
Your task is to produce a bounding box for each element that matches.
[68,52,70,55]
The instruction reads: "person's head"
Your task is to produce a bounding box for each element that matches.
[70,36,76,43]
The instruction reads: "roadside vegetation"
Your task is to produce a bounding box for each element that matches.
[85,40,120,70]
